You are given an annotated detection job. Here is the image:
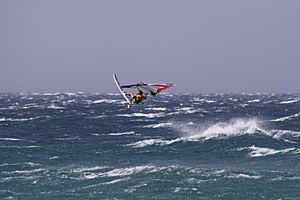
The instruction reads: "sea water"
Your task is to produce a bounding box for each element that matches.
[0,93,299,199]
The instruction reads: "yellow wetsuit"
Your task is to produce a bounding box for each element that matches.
[133,94,144,103]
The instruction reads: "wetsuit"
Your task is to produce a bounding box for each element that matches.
[133,94,145,104]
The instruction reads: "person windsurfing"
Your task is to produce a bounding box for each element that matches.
[129,89,147,104]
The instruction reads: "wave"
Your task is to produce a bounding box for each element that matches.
[117,112,166,118]
[145,107,167,111]
[193,98,216,103]
[72,166,108,173]
[0,138,25,141]
[0,162,41,167]
[270,112,300,122]
[225,173,261,179]
[238,146,297,157]
[92,99,120,104]
[279,99,300,104]
[127,118,261,148]
[247,99,261,103]
[73,165,166,180]
[0,117,38,122]
[47,103,64,110]
[3,168,48,175]
[0,145,41,149]
[109,131,135,136]
[127,118,300,148]
[102,178,130,185]
[178,118,261,141]
[127,138,181,148]
[143,122,173,129]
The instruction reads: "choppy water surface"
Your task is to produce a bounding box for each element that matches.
[0,93,299,199]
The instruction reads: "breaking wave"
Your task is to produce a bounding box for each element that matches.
[127,118,300,148]
[238,146,298,157]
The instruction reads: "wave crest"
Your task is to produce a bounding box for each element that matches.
[177,118,262,141]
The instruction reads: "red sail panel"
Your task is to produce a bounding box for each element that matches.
[148,83,173,93]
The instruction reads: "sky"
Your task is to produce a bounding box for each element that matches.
[1,0,300,93]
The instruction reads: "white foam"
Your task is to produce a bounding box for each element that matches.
[127,118,300,148]
[0,145,41,149]
[270,112,300,122]
[239,145,296,157]
[145,107,167,111]
[0,138,24,141]
[4,168,47,175]
[247,99,260,103]
[102,178,129,185]
[266,129,300,141]
[0,117,36,122]
[124,183,148,193]
[279,99,300,104]
[72,166,108,173]
[169,107,206,116]
[174,187,182,192]
[226,173,261,179]
[175,107,205,114]
[143,122,173,128]
[193,98,216,103]
[92,99,119,104]
[0,162,40,167]
[117,112,166,118]
[180,118,261,141]
[127,138,180,148]
[128,118,262,148]
[101,165,162,177]
[109,131,135,136]
[107,93,121,96]
[47,103,64,109]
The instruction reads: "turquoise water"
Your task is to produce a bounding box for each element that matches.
[1,93,299,199]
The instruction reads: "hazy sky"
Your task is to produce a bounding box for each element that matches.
[1,0,300,93]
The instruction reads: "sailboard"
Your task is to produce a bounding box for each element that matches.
[113,73,131,106]
[113,73,173,106]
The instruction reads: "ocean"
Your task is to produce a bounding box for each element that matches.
[0,93,299,199]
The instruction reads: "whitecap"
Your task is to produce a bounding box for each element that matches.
[0,117,37,122]
[101,165,163,177]
[127,138,180,148]
[179,118,262,141]
[226,173,262,179]
[0,138,25,141]
[117,112,166,118]
[47,103,64,109]
[238,146,296,157]
[279,99,300,104]
[143,122,172,128]
[102,178,130,185]
[247,99,260,103]
[145,107,167,111]
[109,131,135,136]
[128,118,263,148]
[270,112,300,122]
[72,166,108,173]
[193,98,216,103]
[3,168,48,175]
[0,145,41,149]
[92,99,119,104]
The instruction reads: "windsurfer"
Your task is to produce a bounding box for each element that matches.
[130,90,147,104]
